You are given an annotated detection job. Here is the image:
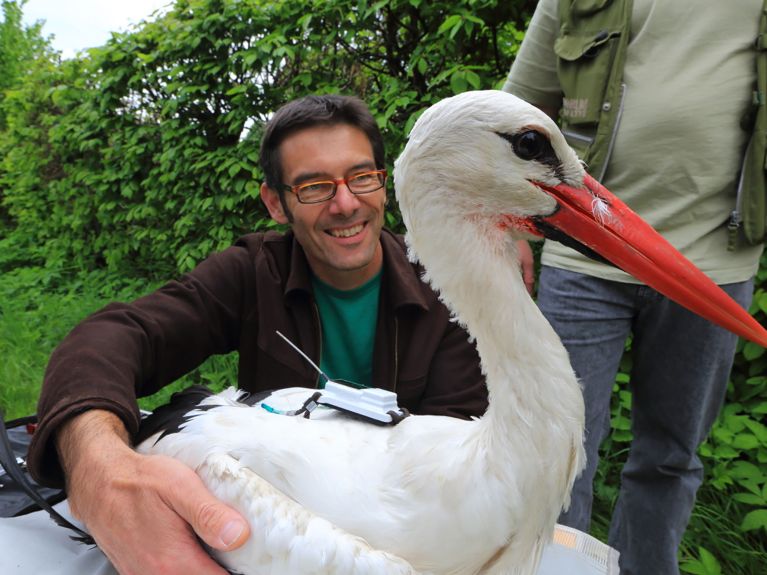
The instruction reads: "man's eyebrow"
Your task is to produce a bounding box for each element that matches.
[291,171,326,185]
[290,161,377,185]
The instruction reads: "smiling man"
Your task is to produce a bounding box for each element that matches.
[26,94,488,574]
[261,122,386,289]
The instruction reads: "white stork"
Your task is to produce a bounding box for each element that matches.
[136,90,767,575]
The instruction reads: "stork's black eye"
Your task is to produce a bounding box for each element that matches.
[510,130,547,160]
[497,129,562,177]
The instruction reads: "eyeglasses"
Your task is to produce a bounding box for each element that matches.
[281,169,387,204]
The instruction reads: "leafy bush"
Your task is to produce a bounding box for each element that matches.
[0,262,236,419]
[1,0,533,277]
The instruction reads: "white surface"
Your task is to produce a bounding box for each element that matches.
[0,502,116,574]
[0,503,618,574]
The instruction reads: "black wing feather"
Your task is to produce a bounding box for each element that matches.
[135,386,274,446]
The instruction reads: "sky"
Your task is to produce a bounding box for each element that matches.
[22,0,172,58]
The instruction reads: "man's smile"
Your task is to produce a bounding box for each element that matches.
[327,222,366,238]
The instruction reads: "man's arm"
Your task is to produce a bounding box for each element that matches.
[29,240,261,487]
[57,409,251,574]
[516,239,536,295]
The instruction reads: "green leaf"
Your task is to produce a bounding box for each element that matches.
[225,85,247,96]
[732,493,766,505]
[612,430,633,443]
[712,426,734,443]
[743,418,767,443]
[732,433,760,450]
[740,509,767,532]
[743,341,765,361]
[465,70,481,89]
[698,547,722,575]
[449,20,463,40]
[728,460,767,482]
[713,445,739,459]
[370,0,389,13]
[450,71,468,94]
[438,15,462,35]
[758,291,767,313]
[610,414,631,431]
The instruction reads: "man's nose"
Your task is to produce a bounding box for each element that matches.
[328,182,360,215]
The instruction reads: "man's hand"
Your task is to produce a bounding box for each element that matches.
[516,240,536,295]
[57,410,250,574]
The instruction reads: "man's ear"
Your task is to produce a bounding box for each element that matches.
[260,182,290,224]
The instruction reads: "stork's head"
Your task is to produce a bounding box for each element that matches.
[395,90,586,234]
[394,90,767,347]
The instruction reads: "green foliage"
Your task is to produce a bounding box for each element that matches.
[0,0,53,230]
[0,254,237,418]
[0,252,154,418]
[680,546,722,575]
[0,0,49,127]
[679,487,767,575]
[1,0,534,277]
[695,251,767,552]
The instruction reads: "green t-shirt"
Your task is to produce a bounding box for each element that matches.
[311,272,381,388]
[504,0,764,283]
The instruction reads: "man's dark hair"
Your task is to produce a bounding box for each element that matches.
[259,94,385,194]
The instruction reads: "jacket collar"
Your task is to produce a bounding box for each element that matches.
[284,228,429,312]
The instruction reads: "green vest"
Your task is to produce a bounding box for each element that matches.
[733,1,767,247]
[554,0,767,247]
[554,0,633,182]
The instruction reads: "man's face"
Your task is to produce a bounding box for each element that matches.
[261,124,386,290]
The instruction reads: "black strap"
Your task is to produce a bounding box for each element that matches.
[0,411,95,545]
[387,408,411,425]
[298,392,322,418]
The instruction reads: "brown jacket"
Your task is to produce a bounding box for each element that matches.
[29,229,488,487]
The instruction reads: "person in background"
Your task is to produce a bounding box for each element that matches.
[26,94,487,575]
[505,1,765,573]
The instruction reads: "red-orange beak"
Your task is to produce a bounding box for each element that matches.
[533,173,767,347]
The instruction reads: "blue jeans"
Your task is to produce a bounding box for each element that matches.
[537,266,753,575]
